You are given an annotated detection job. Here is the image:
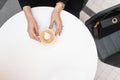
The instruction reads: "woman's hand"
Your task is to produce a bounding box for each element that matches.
[49,2,65,36]
[49,10,63,36]
[27,18,39,41]
[23,6,39,41]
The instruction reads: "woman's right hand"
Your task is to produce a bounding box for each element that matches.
[23,6,39,41]
[27,18,39,41]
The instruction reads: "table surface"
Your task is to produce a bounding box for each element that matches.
[0,7,98,80]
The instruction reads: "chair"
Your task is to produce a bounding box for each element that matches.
[85,4,120,68]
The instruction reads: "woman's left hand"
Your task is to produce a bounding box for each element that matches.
[49,2,65,36]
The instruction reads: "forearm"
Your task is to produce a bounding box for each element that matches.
[23,6,34,22]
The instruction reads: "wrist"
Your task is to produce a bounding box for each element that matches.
[25,14,35,23]
[54,2,65,13]
[23,6,35,22]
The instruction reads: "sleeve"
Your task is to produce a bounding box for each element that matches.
[56,0,69,4]
[18,0,31,9]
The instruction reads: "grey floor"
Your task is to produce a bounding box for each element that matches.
[0,0,120,80]
[0,0,21,27]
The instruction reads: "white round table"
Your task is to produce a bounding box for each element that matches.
[0,7,98,80]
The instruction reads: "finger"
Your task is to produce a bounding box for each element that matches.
[59,27,62,36]
[28,32,34,40]
[27,29,33,39]
[61,25,64,30]
[32,32,39,41]
[55,24,60,36]
[58,23,63,36]
[33,33,39,41]
[35,26,39,36]
[34,23,39,36]
[49,20,54,29]
[28,30,39,41]
[59,25,63,35]
[58,24,62,35]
